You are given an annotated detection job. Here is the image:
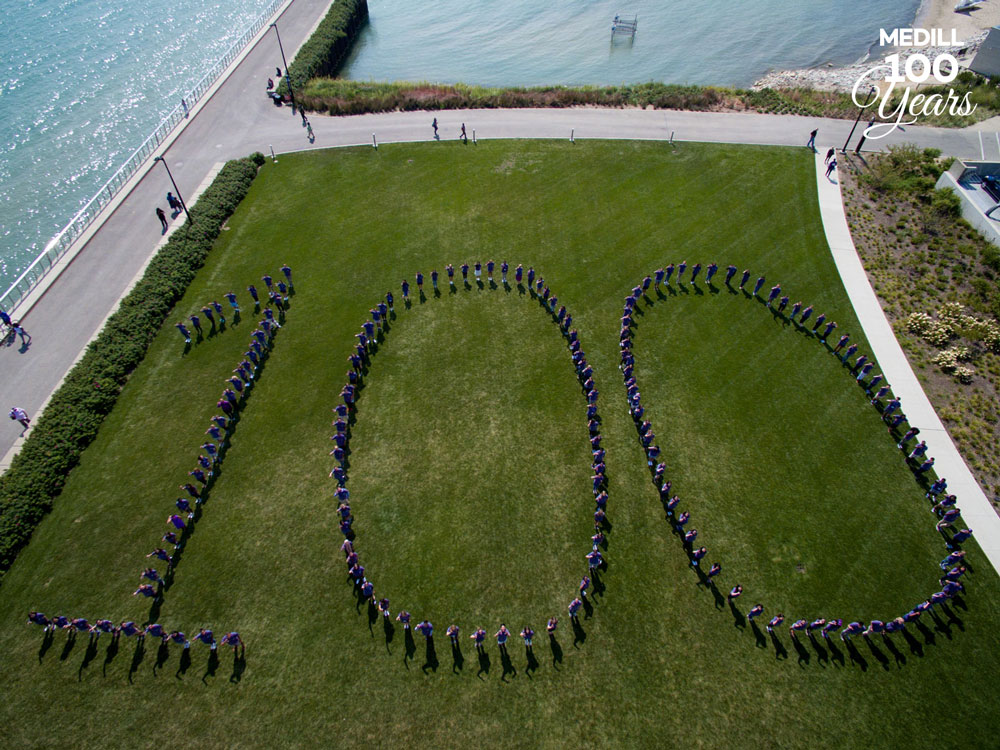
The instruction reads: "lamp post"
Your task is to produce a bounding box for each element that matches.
[153,156,192,223]
[270,23,296,113]
[842,86,878,153]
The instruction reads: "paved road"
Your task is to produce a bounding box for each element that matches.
[2,0,999,472]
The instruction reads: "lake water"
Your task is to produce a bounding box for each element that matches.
[340,0,922,87]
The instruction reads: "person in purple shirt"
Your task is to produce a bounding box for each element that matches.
[568,598,583,619]
[221,632,244,652]
[725,265,737,285]
[396,610,411,629]
[789,619,808,637]
[95,619,116,637]
[168,514,187,531]
[386,291,394,313]
[799,305,813,325]
[471,628,486,650]
[520,627,534,647]
[862,620,885,637]
[189,314,203,335]
[28,611,50,629]
[834,334,850,354]
[225,292,240,313]
[501,261,508,284]
[767,284,781,306]
[856,362,874,381]
[247,284,260,305]
[821,619,843,638]
[766,614,785,633]
[690,263,702,284]
[447,624,460,644]
[119,621,141,638]
[167,631,190,648]
[707,562,721,580]
[211,300,226,324]
[431,270,438,290]
[690,546,707,566]
[195,628,216,649]
[401,280,409,300]
[361,579,374,600]
[807,618,826,633]
[706,263,718,284]
[416,620,434,639]
[145,623,165,640]
[747,604,764,621]
[751,276,765,296]
[141,567,163,584]
[378,598,390,618]
[200,305,215,328]
[852,354,868,373]
[948,528,973,549]
[486,260,495,282]
[683,529,698,545]
[133,584,157,598]
[579,575,591,597]
[789,301,802,320]
[515,264,523,284]
[415,272,424,290]
[820,321,837,341]
[175,323,192,343]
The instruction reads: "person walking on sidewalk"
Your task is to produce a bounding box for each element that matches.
[9,407,30,430]
[807,129,817,150]
[156,207,168,232]
[432,117,438,137]
[826,158,837,179]
[824,147,835,164]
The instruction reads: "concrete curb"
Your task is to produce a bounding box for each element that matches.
[814,149,1000,577]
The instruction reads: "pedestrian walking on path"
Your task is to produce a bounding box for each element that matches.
[9,407,30,429]
[12,322,30,345]
[807,129,817,150]
[181,99,188,118]
[432,117,438,138]
[826,158,837,179]
[156,207,168,232]
[460,123,467,143]
[824,147,835,164]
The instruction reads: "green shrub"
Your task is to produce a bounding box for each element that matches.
[278,0,368,99]
[0,155,263,579]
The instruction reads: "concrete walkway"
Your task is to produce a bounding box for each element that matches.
[814,151,1000,577]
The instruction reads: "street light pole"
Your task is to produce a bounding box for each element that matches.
[270,23,296,113]
[153,156,192,223]
[842,86,878,154]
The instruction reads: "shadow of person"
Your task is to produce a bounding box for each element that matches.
[843,638,867,671]
[709,582,725,610]
[127,639,146,683]
[517,283,525,296]
[418,290,427,304]
[38,629,55,663]
[769,630,788,660]
[201,648,219,683]
[404,628,416,665]
[791,636,810,666]
[826,638,846,666]
[383,616,395,652]
[230,648,247,683]
[750,620,767,649]
[102,636,120,676]
[916,620,935,646]
[153,640,170,674]
[367,600,379,632]
[592,570,606,598]
[434,288,441,298]
[941,603,965,632]
[808,633,828,665]
[881,635,906,668]
[582,597,595,620]
[476,648,490,679]
[78,636,100,679]
[404,299,411,310]
[422,637,439,674]
[863,636,890,671]
[499,647,517,682]
[902,629,924,656]
[175,646,192,678]
[930,610,952,640]
[728,600,746,629]
[525,645,539,677]
[451,641,464,673]
[571,618,586,648]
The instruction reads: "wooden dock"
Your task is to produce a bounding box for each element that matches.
[611,14,637,42]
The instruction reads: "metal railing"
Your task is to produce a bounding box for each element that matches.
[0,0,285,315]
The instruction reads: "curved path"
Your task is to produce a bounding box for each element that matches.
[815,152,1000,576]
[1,0,998,576]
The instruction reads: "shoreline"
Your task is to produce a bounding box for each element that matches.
[754,0,998,92]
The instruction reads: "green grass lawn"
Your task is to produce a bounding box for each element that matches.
[1,140,998,748]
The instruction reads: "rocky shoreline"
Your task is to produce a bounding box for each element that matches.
[752,31,988,92]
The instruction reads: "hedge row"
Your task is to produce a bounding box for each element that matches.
[297,78,862,120]
[0,152,266,582]
[279,0,368,99]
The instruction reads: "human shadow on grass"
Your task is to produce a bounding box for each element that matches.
[807,633,829,666]
[863,636,891,671]
[37,629,55,662]
[843,638,868,671]
[791,636,810,666]
[201,649,219,683]
[728,600,745,629]
[524,645,539,678]
[902,629,924,657]
[175,646,192,678]
[451,641,464,673]
[476,648,490,679]
[128,640,146,683]
[881,634,906,668]
[230,649,247,683]
[77,636,100,680]
[499,646,517,682]
[153,640,171,675]
[769,630,788,660]
[422,637,439,674]
[367,599,379,633]
[582,597,594,620]
[592,569,606,598]
[102,636,120,676]
[403,628,416,667]
[549,633,563,670]
[383,616,395,653]
[749,620,767,649]
[571,618,586,648]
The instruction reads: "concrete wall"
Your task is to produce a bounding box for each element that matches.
[937,170,1000,246]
